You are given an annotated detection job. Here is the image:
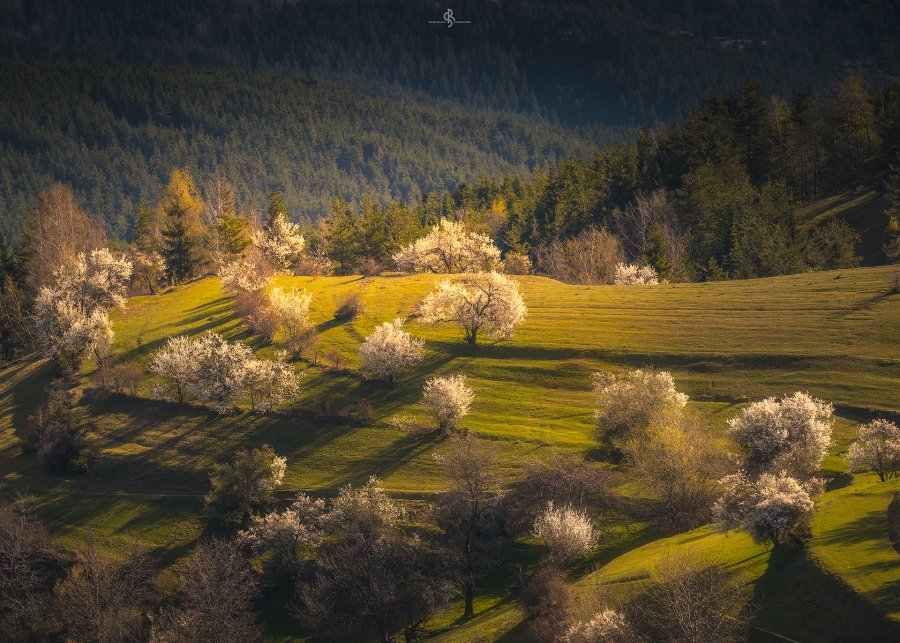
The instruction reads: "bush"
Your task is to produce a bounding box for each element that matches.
[533,501,596,563]
[235,290,277,343]
[334,291,364,320]
[522,567,572,642]
[205,445,286,525]
[355,256,383,277]
[535,228,624,285]
[26,380,91,473]
[502,251,532,275]
[109,361,143,396]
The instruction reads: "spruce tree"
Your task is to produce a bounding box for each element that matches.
[162,202,198,284]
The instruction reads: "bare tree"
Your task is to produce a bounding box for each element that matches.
[54,542,154,643]
[535,228,624,285]
[432,433,502,617]
[626,421,729,533]
[21,184,106,293]
[152,539,260,643]
[626,556,752,643]
[0,501,58,637]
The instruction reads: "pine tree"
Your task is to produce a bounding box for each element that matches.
[642,222,672,280]
[885,165,900,263]
[736,80,774,185]
[162,203,199,284]
[267,191,288,227]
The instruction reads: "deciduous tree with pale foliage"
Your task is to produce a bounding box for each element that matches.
[422,373,474,432]
[562,608,638,643]
[613,262,661,285]
[847,419,900,482]
[219,256,272,295]
[243,350,304,413]
[205,445,286,525]
[359,318,425,383]
[267,286,313,358]
[237,493,325,577]
[592,368,688,448]
[715,470,820,546]
[533,501,597,563]
[393,217,501,273]
[33,248,132,374]
[727,392,833,480]
[254,212,306,271]
[419,272,527,345]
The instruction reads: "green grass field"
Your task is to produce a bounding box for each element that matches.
[1,265,898,640]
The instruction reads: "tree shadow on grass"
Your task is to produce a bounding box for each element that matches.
[749,546,900,642]
[815,509,892,547]
[6,357,57,441]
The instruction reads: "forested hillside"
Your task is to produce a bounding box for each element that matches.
[2,0,898,124]
[0,60,602,241]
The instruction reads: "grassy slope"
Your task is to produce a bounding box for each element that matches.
[0,265,898,638]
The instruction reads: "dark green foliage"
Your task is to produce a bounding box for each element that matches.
[25,380,91,474]
[807,219,862,270]
[162,203,200,284]
[204,445,282,526]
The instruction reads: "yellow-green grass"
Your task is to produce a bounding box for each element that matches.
[0,265,898,638]
[811,472,900,621]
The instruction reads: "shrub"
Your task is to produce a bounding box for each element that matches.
[205,445,286,525]
[356,256,383,277]
[268,286,313,358]
[109,361,143,396]
[235,289,277,343]
[533,501,596,563]
[535,228,624,285]
[422,373,474,432]
[592,368,688,449]
[359,317,425,383]
[502,251,532,275]
[563,608,638,643]
[522,567,572,642]
[334,291,364,320]
[613,262,660,285]
[26,380,91,473]
[847,419,900,482]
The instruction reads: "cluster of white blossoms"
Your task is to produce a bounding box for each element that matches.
[327,476,406,535]
[219,257,272,295]
[359,317,425,383]
[149,332,302,413]
[613,262,661,285]
[237,493,325,563]
[847,419,900,481]
[533,500,597,563]
[422,373,475,432]
[419,272,527,344]
[714,470,819,546]
[561,608,633,643]
[33,248,132,372]
[254,212,306,271]
[393,218,501,274]
[267,286,313,353]
[726,392,833,480]
[592,368,688,444]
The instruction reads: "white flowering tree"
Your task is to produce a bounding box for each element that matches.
[592,369,688,447]
[327,476,405,538]
[255,213,306,271]
[847,419,900,482]
[243,350,304,412]
[219,257,272,295]
[562,609,636,643]
[359,318,425,383]
[33,248,132,374]
[268,286,313,357]
[419,272,527,345]
[150,332,300,413]
[422,373,474,432]
[613,262,660,285]
[188,332,254,413]
[727,392,833,480]
[205,445,286,525]
[714,471,819,546]
[237,493,325,575]
[149,335,198,403]
[393,218,501,273]
[533,501,597,563]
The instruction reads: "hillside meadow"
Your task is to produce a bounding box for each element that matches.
[1,265,898,639]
